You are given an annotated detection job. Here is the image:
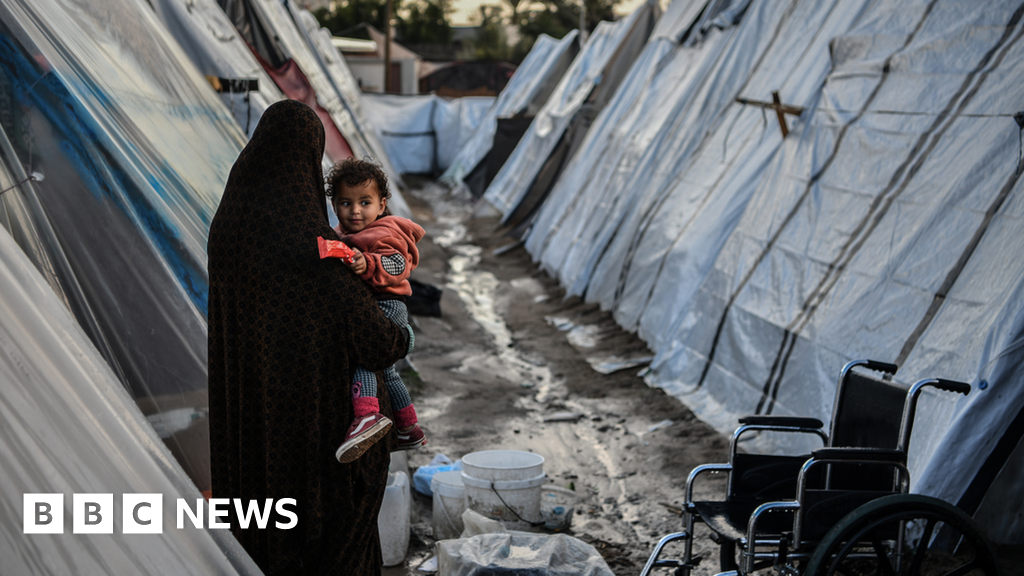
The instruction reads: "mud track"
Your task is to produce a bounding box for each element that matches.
[384,182,730,576]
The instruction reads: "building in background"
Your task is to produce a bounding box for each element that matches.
[337,23,434,94]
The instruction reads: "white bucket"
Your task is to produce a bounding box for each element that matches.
[431,470,466,540]
[540,485,578,531]
[461,450,545,531]
[377,471,410,567]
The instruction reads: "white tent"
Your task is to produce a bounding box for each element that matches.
[361,94,495,175]
[482,0,659,221]
[440,31,580,191]
[524,0,1024,540]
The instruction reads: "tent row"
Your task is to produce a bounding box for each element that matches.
[456,0,1024,541]
[440,31,582,196]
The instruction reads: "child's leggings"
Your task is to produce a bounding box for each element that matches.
[353,299,414,415]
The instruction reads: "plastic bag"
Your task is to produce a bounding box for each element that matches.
[436,532,614,576]
[459,508,507,538]
[413,453,462,496]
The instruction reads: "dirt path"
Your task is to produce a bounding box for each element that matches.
[384,181,731,575]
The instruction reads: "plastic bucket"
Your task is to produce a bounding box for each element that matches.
[540,485,578,531]
[431,470,466,540]
[461,450,545,530]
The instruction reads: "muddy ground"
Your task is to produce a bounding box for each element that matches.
[384,181,730,576]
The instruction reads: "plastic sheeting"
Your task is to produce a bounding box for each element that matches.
[149,0,285,137]
[0,0,250,489]
[361,94,495,174]
[228,0,410,216]
[524,0,1024,541]
[440,32,580,187]
[287,5,406,189]
[0,225,260,575]
[483,3,655,220]
[437,533,614,576]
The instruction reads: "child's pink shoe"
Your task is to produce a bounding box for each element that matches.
[336,413,392,463]
[396,424,427,450]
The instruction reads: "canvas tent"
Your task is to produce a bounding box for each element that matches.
[481,0,659,229]
[440,32,580,196]
[361,94,495,175]
[523,0,1024,540]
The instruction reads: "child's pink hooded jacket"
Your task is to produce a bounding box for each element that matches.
[334,215,425,298]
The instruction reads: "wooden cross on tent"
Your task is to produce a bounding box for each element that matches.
[735,91,805,137]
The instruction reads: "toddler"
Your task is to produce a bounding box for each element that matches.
[326,157,427,463]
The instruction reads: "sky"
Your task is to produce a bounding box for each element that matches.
[448,0,648,26]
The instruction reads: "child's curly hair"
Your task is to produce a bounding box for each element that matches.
[325,157,391,215]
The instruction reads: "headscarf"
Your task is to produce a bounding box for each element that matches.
[208,100,407,574]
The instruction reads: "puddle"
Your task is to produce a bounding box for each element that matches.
[445,244,562,400]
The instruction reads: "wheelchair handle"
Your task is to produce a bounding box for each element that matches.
[863,360,898,374]
[933,378,971,395]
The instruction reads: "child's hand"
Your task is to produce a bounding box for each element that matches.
[347,248,367,275]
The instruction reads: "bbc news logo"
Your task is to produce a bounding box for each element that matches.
[23,494,297,534]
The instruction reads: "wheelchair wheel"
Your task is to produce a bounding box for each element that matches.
[805,494,999,576]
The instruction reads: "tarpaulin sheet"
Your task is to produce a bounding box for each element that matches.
[529,0,757,296]
[287,5,407,192]
[238,0,410,216]
[524,0,1024,540]
[362,93,495,174]
[440,31,579,187]
[149,0,285,137]
[0,0,248,489]
[0,224,260,575]
[483,2,655,220]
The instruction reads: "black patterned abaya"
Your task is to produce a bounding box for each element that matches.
[208,100,408,574]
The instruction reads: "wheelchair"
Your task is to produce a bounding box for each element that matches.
[640,359,1001,576]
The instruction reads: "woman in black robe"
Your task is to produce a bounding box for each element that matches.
[207,100,409,574]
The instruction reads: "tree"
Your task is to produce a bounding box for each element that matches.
[502,0,524,22]
[397,0,453,44]
[510,0,618,63]
[511,8,572,62]
[314,0,392,35]
[470,6,513,60]
[315,0,453,45]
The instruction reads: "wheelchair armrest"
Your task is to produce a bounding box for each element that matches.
[738,416,824,429]
[810,447,905,463]
[732,418,827,458]
[685,463,731,508]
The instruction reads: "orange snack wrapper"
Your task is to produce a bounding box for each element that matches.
[318,236,357,264]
